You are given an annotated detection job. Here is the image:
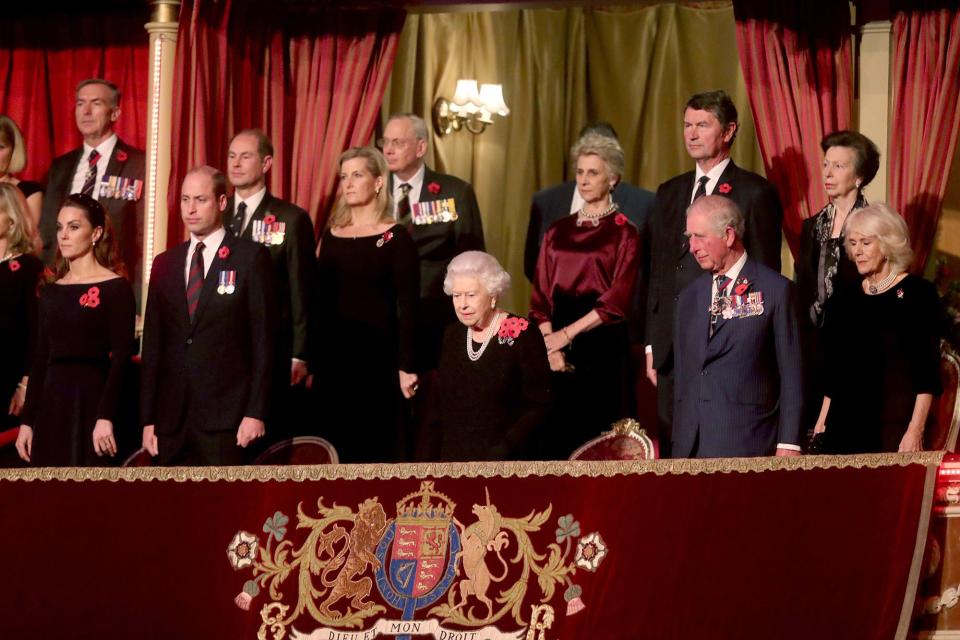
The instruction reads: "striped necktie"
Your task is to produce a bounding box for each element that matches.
[709,274,732,337]
[186,242,205,322]
[81,149,101,197]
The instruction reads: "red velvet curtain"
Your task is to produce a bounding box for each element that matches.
[168,0,405,244]
[732,1,853,257]
[889,3,960,272]
[0,9,148,182]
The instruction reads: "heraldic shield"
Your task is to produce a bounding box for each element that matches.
[375,482,461,630]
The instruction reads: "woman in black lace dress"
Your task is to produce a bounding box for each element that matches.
[314,147,418,462]
[16,194,134,466]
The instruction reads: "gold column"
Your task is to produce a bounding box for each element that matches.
[142,0,181,310]
[857,20,892,202]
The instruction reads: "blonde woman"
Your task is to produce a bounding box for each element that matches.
[0,115,43,244]
[814,203,942,453]
[0,184,43,430]
[313,147,419,462]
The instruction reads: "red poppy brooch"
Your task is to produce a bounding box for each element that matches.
[718,183,732,194]
[733,277,751,296]
[614,213,628,226]
[7,259,20,272]
[218,246,231,260]
[497,316,529,346]
[79,286,101,309]
[262,214,276,226]
[427,182,441,195]
[116,150,128,162]
[376,230,394,248]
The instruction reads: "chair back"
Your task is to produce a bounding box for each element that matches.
[926,341,960,452]
[253,436,339,465]
[569,418,656,461]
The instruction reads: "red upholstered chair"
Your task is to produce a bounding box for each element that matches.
[122,447,154,467]
[252,436,339,465]
[568,418,656,461]
[926,341,960,452]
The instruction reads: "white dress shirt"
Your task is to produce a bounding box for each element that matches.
[691,157,731,203]
[392,164,425,218]
[70,134,118,201]
[233,187,267,234]
[184,227,227,285]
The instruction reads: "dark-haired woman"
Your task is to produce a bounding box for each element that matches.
[16,194,134,466]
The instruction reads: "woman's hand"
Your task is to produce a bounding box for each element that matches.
[399,370,419,399]
[8,385,26,416]
[93,419,117,457]
[898,426,923,453]
[543,329,570,354]
[15,425,32,462]
[547,350,567,372]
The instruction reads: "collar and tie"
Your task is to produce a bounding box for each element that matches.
[709,274,732,337]
[396,182,413,224]
[693,174,709,202]
[186,241,206,323]
[231,201,247,236]
[81,149,101,197]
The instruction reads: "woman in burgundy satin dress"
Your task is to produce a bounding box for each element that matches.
[530,133,641,459]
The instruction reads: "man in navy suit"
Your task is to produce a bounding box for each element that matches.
[39,79,146,307]
[646,89,784,456]
[672,195,801,458]
[140,166,276,466]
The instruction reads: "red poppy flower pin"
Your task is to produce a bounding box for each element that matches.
[262,214,276,225]
[734,278,750,295]
[116,150,128,162]
[8,259,20,272]
[718,183,732,194]
[218,246,231,260]
[79,286,101,309]
[376,231,394,248]
[614,213,629,226]
[427,182,441,195]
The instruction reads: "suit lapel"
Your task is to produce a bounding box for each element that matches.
[693,276,712,361]
[675,172,697,260]
[170,242,191,326]
[709,258,756,341]
[714,160,738,198]
[104,139,129,177]
[417,166,437,202]
[242,193,273,240]
[190,233,231,330]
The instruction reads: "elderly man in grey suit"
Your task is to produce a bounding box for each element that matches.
[672,196,802,458]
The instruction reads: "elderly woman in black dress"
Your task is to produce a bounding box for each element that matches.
[797,131,880,432]
[530,133,640,459]
[16,194,134,466]
[430,251,551,461]
[0,184,43,431]
[814,203,941,453]
[0,115,43,242]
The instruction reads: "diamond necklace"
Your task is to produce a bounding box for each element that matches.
[576,200,618,227]
[466,312,504,362]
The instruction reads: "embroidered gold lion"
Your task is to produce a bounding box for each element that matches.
[317,498,388,618]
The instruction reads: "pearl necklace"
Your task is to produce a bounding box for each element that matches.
[466,312,504,362]
[867,270,900,295]
[575,200,618,227]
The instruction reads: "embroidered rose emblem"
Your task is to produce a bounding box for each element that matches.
[262,214,276,226]
[116,150,128,162]
[574,532,608,572]
[218,246,231,260]
[8,259,20,272]
[734,279,750,296]
[226,530,258,570]
[376,231,394,248]
[718,183,732,194]
[427,182,441,195]
[79,286,101,308]
[614,213,628,226]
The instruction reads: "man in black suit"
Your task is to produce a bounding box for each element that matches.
[222,129,315,442]
[381,112,485,372]
[646,89,784,457]
[39,78,146,306]
[140,166,276,466]
[673,195,802,458]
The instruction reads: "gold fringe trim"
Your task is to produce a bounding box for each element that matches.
[0,451,944,483]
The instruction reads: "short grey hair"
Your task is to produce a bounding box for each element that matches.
[388,113,428,142]
[843,202,913,272]
[687,194,745,239]
[443,251,511,298]
[76,78,121,108]
[570,132,625,182]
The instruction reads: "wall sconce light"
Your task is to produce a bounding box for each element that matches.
[433,79,510,136]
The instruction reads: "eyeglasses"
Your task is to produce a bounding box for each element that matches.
[377,137,414,150]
